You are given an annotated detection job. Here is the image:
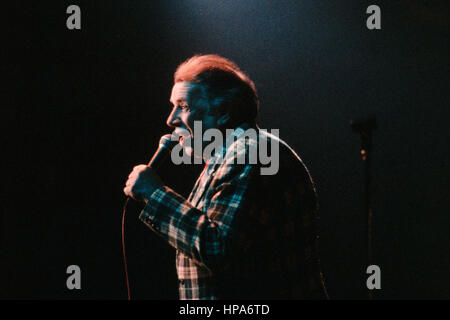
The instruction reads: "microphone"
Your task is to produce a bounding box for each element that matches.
[147,134,179,171]
[122,133,179,301]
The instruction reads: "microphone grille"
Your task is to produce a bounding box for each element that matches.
[159,134,179,151]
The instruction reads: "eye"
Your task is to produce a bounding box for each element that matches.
[179,104,190,111]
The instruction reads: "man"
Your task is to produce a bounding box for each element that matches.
[124,54,328,299]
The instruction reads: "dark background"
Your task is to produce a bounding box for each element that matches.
[2,0,448,299]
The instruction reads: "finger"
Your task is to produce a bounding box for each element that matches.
[128,171,137,179]
[124,186,137,199]
[133,164,147,172]
[125,179,135,187]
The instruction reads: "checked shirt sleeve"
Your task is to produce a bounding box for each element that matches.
[139,162,254,271]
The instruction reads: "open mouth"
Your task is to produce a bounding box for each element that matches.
[173,127,191,145]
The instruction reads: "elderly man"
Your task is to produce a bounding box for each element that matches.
[124,54,328,300]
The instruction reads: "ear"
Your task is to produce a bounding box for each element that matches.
[216,113,231,127]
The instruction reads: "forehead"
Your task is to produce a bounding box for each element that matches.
[170,81,192,104]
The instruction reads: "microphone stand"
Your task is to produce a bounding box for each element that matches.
[350,116,377,300]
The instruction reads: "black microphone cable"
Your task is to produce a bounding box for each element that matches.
[121,133,178,300]
[122,197,131,300]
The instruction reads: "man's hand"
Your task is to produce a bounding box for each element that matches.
[123,165,164,201]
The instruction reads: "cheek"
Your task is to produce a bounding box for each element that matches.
[183,113,194,130]
[186,109,203,126]
[179,111,193,126]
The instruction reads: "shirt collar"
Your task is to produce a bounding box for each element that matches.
[206,122,256,168]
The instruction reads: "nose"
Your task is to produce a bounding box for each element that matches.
[166,106,182,128]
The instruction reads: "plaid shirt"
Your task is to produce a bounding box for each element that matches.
[139,124,328,299]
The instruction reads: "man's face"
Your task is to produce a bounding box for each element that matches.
[167,81,219,155]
